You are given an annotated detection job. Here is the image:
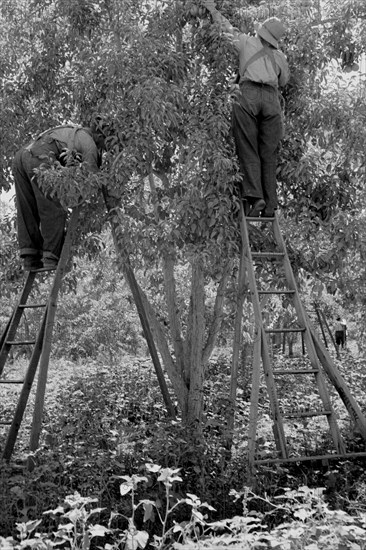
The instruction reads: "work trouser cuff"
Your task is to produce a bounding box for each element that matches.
[20,248,42,258]
[43,251,59,261]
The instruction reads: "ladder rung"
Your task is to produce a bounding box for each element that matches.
[254,452,366,465]
[265,328,305,333]
[258,290,295,295]
[246,217,274,222]
[26,266,56,272]
[6,340,36,345]
[274,369,319,375]
[0,379,25,384]
[19,304,46,309]
[285,410,331,419]
[251,252,285,259]
[0,421,12,426]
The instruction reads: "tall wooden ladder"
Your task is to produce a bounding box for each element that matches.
[0,209,79,462]
[237,205,366,476]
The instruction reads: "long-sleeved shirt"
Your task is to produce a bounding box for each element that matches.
[26,125,101,173]
[210,9,289,88]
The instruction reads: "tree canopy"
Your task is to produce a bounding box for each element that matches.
[1,0,366,423]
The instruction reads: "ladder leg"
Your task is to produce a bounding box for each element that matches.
[30,208,80,451]
[261,327,288,458]
[320,309,339,357]
[314,305,329,348]
[0,317,12,360]
[241,210,366,462]
[227,252,247,450]
[0,272,37,375]
[271,215,347,454]
[2,312,47,461]
[2,208,91,460]
[248,331,262,479]
[240,206,288,460]
[311,328,366,441]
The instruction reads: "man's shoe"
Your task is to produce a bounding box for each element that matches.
[243,200,252,216]
[43,258,58,270]
[23,256,43,271]
[262,208,275,218]
[248,199,266,217]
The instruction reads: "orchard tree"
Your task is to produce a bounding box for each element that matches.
[0,0,240,427]
[1,0,366,431]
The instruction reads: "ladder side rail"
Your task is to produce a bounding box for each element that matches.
[0,317,11,356]
[240,207,288,458]
[260,325,288,458]
[122,258,177,419]
[227,252,248,450]
[271,217,321,358]
[0,272,37,374]
[256,451,366,465]
[314,305,329,348]
[2,309,48,461]
[103,191,176,419]
[272,216,346,454]
[310,372,346,454]
[310,327,366,440]
[247,331,262,477]
[30,208,80,451]
[319,308,339,357]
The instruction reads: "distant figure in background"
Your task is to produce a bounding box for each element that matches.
[334,316,347,350]
[13,123,104,271]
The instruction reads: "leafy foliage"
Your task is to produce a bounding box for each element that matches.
[2,345,366,544]
[1,7,366,545]
[1,0,366,426]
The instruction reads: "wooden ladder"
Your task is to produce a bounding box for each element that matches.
[237,205,366,475]
[0,209,79,462]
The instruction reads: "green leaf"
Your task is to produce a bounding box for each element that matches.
[120,483,133,496]
[88,524,110,538]
[142,501,155,522]
[125,530,149,550]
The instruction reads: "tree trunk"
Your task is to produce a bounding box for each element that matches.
[163,253,187,382]
[103,187,231,427]
[186,257,205,426]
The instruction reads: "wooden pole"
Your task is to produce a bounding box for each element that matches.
[247,330,261,481]
[310,328,366,440]
[314,304,328,348]
[122,257,176,418]
[30,209,79,451]
[320,308,339,358]
[226,218,248,451]
[103,191,176,418]
[2,314,47,461]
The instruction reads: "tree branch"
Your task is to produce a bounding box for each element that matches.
[163,253,187,381]
[138,287,189,412]
[202,262,232,366]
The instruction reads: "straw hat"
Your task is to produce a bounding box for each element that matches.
[257,17,286,49]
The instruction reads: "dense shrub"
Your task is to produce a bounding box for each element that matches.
[2,350,366,549]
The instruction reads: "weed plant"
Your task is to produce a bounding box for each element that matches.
[1,351,366,548]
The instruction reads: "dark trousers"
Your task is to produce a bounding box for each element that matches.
[335,331,345,348]
[12,149,67,260]
[232,81,283,211]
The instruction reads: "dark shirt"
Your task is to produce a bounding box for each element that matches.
[27,126,100,172]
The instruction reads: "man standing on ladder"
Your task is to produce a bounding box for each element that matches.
[12,123,105,271]
[203,1,289,217]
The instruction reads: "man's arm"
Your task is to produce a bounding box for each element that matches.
[74,130,100,173]
[277,52,290,87]
[203,0,242,44]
